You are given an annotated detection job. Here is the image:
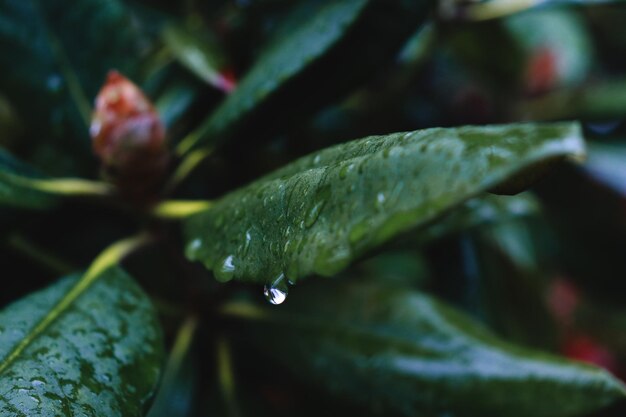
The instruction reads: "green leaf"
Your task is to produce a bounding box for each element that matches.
[222,280,626,417]
[162,24,233,93]
[0,265,163,416]
[0,0,147,174]
[178,0,433,153]
[415,192,540,245]
[443,0,621,21]
[183,122,585,284]
[0,148,59,209]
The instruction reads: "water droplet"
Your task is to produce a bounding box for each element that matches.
[215,255,236,282]
[304,185,330,228]
[339,163,354,179]
[29,395,40,404]
[304,201,325,228]
[185,238,202,259]
[30,378,46,388]
[264,274,289,305]
[313,154,322,165]
[375,192,386,210]
[242,229,253,256]
[283,239,293,254]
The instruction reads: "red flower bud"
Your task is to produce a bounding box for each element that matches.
[91,70,169,202]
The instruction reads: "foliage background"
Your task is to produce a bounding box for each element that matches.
[2,0,626,416]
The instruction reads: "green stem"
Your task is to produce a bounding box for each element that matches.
[163,148,214,194]
[1,172,113,197]
[462,0,538,21]
[217,336,242,417]
[167,316,198,373]
[0,234,149,376]
[152,200,213,219]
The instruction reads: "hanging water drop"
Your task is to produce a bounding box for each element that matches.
[264,273,289,305]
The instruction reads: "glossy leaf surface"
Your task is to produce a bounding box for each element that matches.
[184,122,584,284]
[223,280,626,417]
[0,266,163,416]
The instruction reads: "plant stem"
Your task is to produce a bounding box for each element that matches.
[152,200,213,219]
[462,0,537,21]
[163,147,214,194]
[2,173,113,197]
[217,336,242,417]
[0,234,150,376]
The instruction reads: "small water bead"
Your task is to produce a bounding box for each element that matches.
[30,378,46,388]
[375,192,386,210]
[242,229,253,256]
[263,274,289,305]
[185,238,202,259]
[214,255,236,282]
[339,163,355,179]
[304,185,330,228]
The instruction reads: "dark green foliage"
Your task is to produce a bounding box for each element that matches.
[184,123,583,284]
[0,267,163,416]
[223,279,625,417]
[1,0,626,416]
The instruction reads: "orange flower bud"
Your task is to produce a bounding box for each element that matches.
[91,70,169,203]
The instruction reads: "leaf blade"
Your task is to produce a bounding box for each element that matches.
[0,263,163,416]
[178,0,433,153]
[184,122,585,284]
[222,280,626,417]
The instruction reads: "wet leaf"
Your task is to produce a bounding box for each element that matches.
[0,266,163,416]
[184,122,585,285]
[222,280,626,417]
